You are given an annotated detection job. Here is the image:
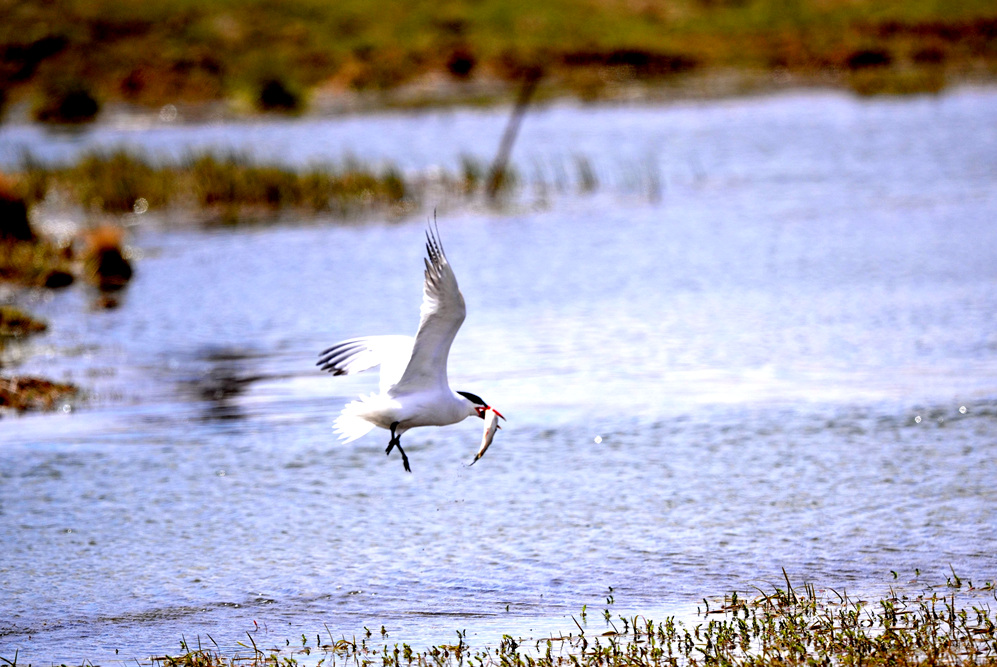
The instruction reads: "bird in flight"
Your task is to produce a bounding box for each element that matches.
[317,222,504,472]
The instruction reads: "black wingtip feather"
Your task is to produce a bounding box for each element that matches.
[425,215,446,270]
[317,339,369,372]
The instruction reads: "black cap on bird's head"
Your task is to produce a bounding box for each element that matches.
[458,390,506,421]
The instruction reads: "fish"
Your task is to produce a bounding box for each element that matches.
[470,407,501,465]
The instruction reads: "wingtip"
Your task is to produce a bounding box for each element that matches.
[425,213,445,260]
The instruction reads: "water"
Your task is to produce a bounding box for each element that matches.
[2,88,997,663]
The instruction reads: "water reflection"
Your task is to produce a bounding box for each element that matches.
[178,347,266,422]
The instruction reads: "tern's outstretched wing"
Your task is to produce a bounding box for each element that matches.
[317,334,413,394]
[390,225,466,395]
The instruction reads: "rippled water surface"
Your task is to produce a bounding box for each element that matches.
[1,88,996,663]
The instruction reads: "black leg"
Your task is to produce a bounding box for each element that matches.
[396,442,411,473]
[386,422,411,473]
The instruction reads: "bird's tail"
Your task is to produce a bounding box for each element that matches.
[334,394,377,443]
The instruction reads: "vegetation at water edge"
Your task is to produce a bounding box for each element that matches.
[14,574,989,667]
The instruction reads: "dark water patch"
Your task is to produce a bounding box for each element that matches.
[176,346,270,422]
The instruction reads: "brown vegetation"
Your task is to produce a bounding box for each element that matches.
[0,306,77,414]
[0,375,77,412]
[0,305,47,338]
[15,150,417,223]
[2,0,995,121]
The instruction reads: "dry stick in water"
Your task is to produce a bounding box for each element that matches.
[486,66,543,201]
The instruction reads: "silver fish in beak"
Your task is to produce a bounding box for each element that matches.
[470,407,502,465]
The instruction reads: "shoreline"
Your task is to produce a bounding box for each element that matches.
[3,65,997,128]
[4,0,996,123]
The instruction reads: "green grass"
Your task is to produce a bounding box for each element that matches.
[17,150,416,222]
[2,0,996,118]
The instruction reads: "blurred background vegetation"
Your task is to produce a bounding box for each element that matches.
[2,0,996,121]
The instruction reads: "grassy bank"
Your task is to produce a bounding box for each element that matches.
[20,151,409,220]
[2,0,996,120]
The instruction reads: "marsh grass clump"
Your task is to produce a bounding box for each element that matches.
[686,579,997,667]
[15,149,553,224]
[71,151,174,213]
[459,155,486,195]
[17,150,172,214]
[184,153,409,220]
[18,151,413,223]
